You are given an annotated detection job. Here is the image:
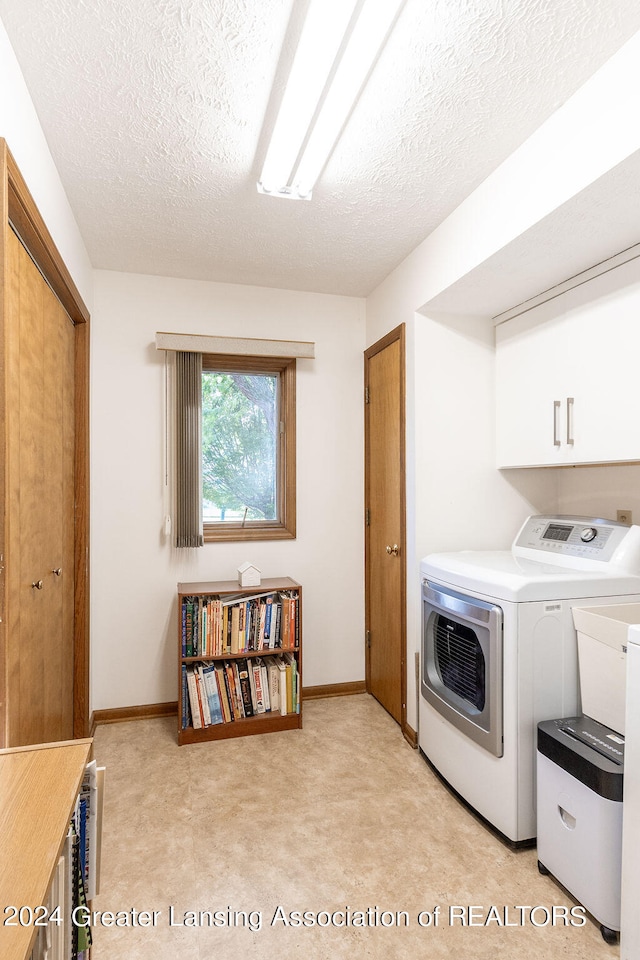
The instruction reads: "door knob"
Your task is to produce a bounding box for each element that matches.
[52,568,62,576]
[32,580,44,590]
[386,544,399,556]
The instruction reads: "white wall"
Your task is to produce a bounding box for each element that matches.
[91,270,365,711]
[557,464,640,524]
[0,17,93,308]
[408,312,557,731]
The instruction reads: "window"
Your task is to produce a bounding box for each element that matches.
[201,354,296,541]
[166,334,311,548]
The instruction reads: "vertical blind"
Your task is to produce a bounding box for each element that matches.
[175,351,203,548]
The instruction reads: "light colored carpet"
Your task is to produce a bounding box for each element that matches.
[91,694,615,958]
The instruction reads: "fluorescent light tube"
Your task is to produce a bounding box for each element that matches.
[258,0,404,200]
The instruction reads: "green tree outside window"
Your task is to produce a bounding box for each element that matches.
[202,371,278,522]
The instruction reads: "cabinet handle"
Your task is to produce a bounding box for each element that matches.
[32,580,44,590]
[386,544,399,556]
[553,400,561,446]
[52,568,62,577]
[566,397,574,445]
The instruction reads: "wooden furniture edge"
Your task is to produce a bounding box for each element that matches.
[0,737,93,756]
[0,738,92,960]
[177,576,300,593]
[178,711,301,744]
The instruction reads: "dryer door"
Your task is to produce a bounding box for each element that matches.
[422,581,503,757]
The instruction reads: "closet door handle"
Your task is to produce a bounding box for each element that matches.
[566,397,574,445]
[553,400,561,446]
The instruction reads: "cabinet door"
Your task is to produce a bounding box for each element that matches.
[496,312,575,468]
[496,258,640,469]
[564,273,640,464]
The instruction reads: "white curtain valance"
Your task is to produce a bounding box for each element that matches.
[155,332,315,359]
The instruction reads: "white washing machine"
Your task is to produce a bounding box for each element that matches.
[419,515,640,845]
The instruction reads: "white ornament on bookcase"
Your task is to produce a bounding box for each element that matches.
[238,561,261,587]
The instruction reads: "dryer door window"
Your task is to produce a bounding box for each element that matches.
[422,582,503,758]
[433,614,486,713]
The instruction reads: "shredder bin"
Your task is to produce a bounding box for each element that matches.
[537,716,624,944]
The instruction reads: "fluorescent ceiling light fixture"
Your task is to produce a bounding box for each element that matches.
[258,0,404,200]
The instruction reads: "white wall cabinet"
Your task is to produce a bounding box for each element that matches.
[496,259,640,469]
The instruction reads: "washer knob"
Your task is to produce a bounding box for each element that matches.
[581,527,597,542]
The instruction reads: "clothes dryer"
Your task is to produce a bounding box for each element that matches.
[419,515,640,844]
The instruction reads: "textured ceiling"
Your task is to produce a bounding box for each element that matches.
[1,0,640,297]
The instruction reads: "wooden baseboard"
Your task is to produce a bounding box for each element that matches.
[92,684,367,728]
[403,723,418,748]
[302,680,367,700]
[92,702,178,728]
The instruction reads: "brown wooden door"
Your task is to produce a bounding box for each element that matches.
[365,325,405,726]
[5,228,75,745]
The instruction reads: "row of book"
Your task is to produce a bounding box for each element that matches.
[181,589,299,658]
[182,654,300,729]
[29,762,104,960]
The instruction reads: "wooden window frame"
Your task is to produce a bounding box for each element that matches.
[201,354,296,542]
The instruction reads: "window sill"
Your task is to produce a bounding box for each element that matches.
[203,522,296,543]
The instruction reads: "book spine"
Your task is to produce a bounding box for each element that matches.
[202,664,223,724]
[231,605,240,655]
[253,660,266,713]
[196,664,212,726]
[238,603,245,653]
[214,599,222,655]
[259,659,270,712]
[277,660,287,714]
[226,607,233,655]
[284,654,293,713]
[237,659,254,717]
[252,600,260,650]
[281,595,290,650]
[264,596,273,646]
[186,667,202,729]
[181,664,189,729]
[232,662,245,718]
[224,661,240,719]
[215,665,231,722]
[274,602,281,647]
[185,600,193,658]
[267,661,279,712]
[290,595,297,648]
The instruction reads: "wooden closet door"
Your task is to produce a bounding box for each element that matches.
[365,326,406,728]
[6,229,75,745]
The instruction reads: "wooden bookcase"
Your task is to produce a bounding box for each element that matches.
[177,577,302,745]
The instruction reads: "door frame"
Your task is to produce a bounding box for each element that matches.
[0,140,90,742]
[364,323,408,738]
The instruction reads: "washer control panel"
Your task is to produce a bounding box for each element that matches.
[514,515,628,561]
